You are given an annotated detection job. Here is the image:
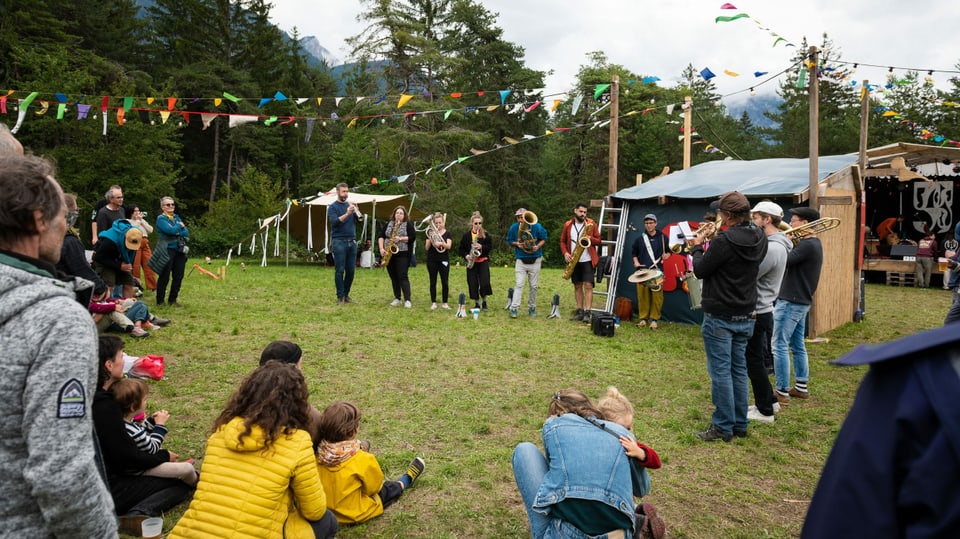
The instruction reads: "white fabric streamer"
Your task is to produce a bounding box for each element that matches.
[307,205,313,250]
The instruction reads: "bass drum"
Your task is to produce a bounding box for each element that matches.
[682,271,702,310]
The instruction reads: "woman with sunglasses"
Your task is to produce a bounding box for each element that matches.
[152,197,189,307]
[458,211,493,311]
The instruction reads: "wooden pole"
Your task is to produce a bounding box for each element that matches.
[682,96,693,170]
[808,46,820,209]
[807,46,820,337]
[608,75,620,195]
[854,80,871,321]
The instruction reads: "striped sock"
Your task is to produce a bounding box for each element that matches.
[795,381,808,393]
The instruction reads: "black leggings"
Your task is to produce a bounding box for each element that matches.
[387,253,411,301]
[110,475,192,516]
[427,259,450,302]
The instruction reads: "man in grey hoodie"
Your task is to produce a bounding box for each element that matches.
[0,152,117,537]
[745,201,793,424]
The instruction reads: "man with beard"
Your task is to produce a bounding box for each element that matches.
[690,191,767,442]
[560,202,601,322]
[328,183,361,304]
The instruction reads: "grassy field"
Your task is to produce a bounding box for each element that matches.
[122,260,952,538]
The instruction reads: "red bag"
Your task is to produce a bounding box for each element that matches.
[129,355,165,380]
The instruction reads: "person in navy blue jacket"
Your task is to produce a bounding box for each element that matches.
[802,324,960,537]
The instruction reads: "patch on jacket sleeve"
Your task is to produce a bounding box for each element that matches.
[57,379,86,418]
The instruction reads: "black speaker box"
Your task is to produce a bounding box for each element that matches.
[591,312,616,337]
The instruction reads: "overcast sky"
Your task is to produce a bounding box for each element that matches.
[270,0,960,105]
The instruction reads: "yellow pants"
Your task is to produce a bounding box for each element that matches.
[636,285,664,321]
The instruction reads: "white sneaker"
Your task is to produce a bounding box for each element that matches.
[442,303,451,310]
[747,408,775,423]
[431,303,438,310]
[748,403,782,414]
[390,299,401,307]
[404,300,412,308]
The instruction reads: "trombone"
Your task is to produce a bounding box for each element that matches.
[782,217,840,244]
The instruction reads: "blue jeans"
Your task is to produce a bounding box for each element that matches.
[512,443,629,539]
[125,301,149,323]
[944,287,960,325]
[331,238,357,299]
[772,300,810,391]
[701,314,754,435]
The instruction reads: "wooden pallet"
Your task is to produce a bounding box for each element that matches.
[886,271,916,287]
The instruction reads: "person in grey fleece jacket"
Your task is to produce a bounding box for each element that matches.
[745,201,793,422]
[0,152,117,538]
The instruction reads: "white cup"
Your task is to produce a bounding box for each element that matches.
[141,517,163,539]
[471,308,480,320]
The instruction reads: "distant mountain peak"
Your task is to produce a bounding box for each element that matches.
[299,35,339,67]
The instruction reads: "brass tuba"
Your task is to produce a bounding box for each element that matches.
[518,211,539,254]
[562,221,594,280]
[782,217,840,245]
[381,221,401,266]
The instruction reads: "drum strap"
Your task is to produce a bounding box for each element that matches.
[642,233,662,269]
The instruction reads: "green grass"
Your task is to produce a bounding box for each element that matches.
[123,261,952,538]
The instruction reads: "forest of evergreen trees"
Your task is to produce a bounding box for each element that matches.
[2,0,958,258]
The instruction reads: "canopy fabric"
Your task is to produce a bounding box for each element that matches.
[613,155,857,201]
[258,193,427,252]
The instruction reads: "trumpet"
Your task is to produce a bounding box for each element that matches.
[782,217,840,244]
[695,215,723,241]
[518,211,539,254]
[426,213,447,253]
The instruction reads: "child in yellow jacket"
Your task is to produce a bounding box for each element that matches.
[315,401,425,524]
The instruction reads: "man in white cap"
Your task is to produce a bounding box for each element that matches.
[630,213,669,329]
[746,200,793,424]
[506,207,547,318]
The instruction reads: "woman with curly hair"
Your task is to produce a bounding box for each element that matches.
[512,389,655,539]
[169,361,338,539]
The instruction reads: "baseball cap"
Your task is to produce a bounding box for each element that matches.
[751,201,783,217]
[790,207,820,222]
[260,340,303,366]
[643,213,657,223]
[718,191,750,213]
[515,208,527,216]
[124,228,142,250]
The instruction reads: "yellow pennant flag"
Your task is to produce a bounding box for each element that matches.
[723,70,740,77]
[397,94,413,108]
[214,98,222,106]
[147,97,155,105]
[316,97,323,107]
[551,99,561,112]
[486,105,499,112]
[347,117,357,128]
[159,111,171,124]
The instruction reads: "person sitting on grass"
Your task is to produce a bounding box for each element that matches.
[259,340,324,445]
[597,386,662,470]
[169,361,338,539]
[110,378,198,487]
[315,401,425,525]
[512,389,654,539]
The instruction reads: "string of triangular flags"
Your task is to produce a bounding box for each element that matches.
[872,105,960,147]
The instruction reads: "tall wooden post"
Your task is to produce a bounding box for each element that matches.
[682,96,693,170]
[808,46,819,209]
[608,75,620,195]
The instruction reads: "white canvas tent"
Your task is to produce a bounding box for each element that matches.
[256,192,427,265]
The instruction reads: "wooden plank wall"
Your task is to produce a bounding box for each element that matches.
[810,187,857,336]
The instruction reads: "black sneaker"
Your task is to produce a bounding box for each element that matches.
[150,316,171,327]
[733,429,748,439]
[405,457,425,486]
[344,296,353,303]
[481,300,488,312]
[570,309,583,321]
[695,425,732,442]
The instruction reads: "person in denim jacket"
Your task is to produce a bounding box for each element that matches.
[512,389,651,538]
[154,196,189,307]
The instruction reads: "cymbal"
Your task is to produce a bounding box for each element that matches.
[628,268,659,284]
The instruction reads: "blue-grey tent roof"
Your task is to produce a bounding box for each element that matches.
[613,155,857,201]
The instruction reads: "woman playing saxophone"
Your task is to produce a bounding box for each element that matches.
[458,211,493,311]
[379,206,416,308]
[425,212,453,310]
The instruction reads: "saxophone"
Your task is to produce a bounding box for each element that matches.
[518,210,539,254]
[381,221,401,266]
[562,221,594,280]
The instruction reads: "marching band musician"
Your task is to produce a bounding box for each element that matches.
[690,192,767,442]
[425,212,453,310]
[329,183,360,305]
[560,202,601,322]
[459,211,493,311]
[379,206,416,308]
[506,207,547,318]
[631,213,669,329]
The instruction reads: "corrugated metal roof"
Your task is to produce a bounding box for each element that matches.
[613,154,857,201]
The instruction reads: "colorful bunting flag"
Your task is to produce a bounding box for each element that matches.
[700,68,716,80]
[715,13,749,23]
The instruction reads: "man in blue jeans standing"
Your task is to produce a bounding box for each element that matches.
[328,183,360,304]
[773,207,823,403]
[690,192,767,442]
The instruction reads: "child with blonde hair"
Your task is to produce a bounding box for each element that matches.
[110,378,198,485]
[315,401,425,524]
[598,386,661,469]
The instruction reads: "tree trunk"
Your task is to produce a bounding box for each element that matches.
[209,119,220,204]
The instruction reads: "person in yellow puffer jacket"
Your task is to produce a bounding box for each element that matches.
[168,362,338,539]
[315,401,425,524]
